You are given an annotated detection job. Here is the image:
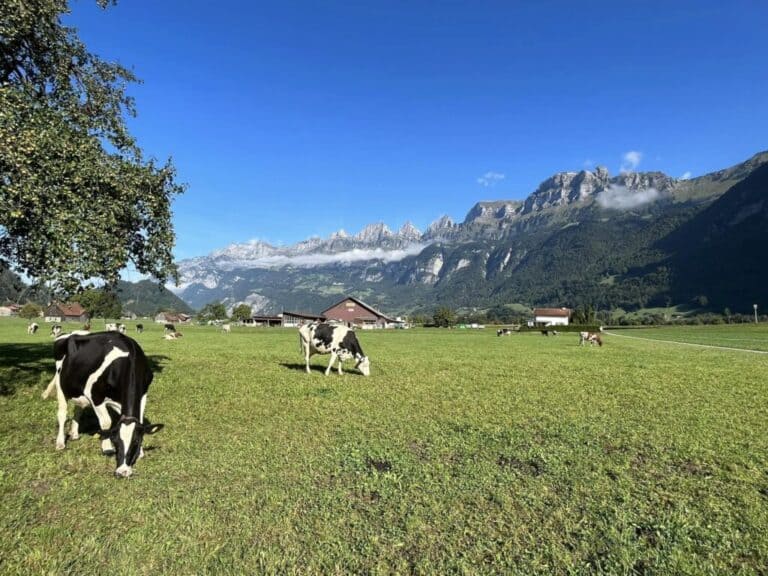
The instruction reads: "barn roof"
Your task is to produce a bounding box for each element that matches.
[533,307,571,317]
[49,302,87,317]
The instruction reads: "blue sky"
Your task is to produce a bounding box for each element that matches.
[66,0,768,260]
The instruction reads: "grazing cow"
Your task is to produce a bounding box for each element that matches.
[163,331,183,340]
[497,328,512,336]
[118,323,126,334]
[105,322,118,331]
[298,322,370,376]
[221,323,231,333]
[164,323,175,333]
[28,322,39,335]
[44,331,163,477]
[51,324,62,338]
[136,323,144,334]
[579,331,603,346]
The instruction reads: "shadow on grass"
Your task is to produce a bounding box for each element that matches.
[0,342,52,396]
[280,362,322,373]
[147,355,171,375]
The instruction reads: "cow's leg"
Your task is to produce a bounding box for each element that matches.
[325,352,338,376]
[305,346,312,374]
[337,357,343,375]
[92,403,115,454]
[55,386,69,450]
[69,405,83,440]
[139,393,147,459]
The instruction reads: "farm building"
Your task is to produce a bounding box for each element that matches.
[532,307,571,326]
[44,302,89,323]
[0,304,20,317]
[280,311,326,328]
[321,296,397,329]
[243,315,284,327]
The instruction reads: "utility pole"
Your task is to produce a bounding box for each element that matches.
[754,304,758,324]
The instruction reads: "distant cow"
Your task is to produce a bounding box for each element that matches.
[50,324,62,338]
[163,323,175,333]
[43,331,163,477]
[118,323,126,334]
[497,328,512,337]
[105,322,117,331]
[579,331,603,346]
[27,322,39,335]
[221,323,231,333]
[163,331,183,340]
[298,322,370,376]
[136,323,144,334]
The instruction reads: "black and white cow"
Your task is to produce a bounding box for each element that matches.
[27,322,39,335]
[164,323,175,333]
[50,324,62,338]
[579,331,603,346]
[136,323,144,334]
[298,322,371,376]
[43,331,163,477]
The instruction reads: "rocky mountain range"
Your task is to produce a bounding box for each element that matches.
[172,151,768,316]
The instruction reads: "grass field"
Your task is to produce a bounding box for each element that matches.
[1,319,767,575]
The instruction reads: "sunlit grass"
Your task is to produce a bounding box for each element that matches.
[1,319,767,574]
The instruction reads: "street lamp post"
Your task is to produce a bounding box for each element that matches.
[754,304,758,324]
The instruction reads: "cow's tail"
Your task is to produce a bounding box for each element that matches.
[41,378,56,400]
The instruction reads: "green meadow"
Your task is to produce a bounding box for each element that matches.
[1,319,767,575]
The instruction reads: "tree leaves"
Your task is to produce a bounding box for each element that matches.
[0,0,183,295]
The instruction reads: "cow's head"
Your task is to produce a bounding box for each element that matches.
[356,355,371,376]
[99,416,164,478]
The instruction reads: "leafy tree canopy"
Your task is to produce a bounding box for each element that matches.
[19,302,41,319]
[198,302,228,322]
[230,303,252,323]
[433,306,456,328]
[0,0,184,295]
[75,287,121,319]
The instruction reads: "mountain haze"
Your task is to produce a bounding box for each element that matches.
[173,151,768,315]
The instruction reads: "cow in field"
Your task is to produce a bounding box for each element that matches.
[51,324,62,338]
[298,322,370,376]
[43,331,163,477]
[106,322,117,331]
[579,331,603,346]
[164,323,175,333]
[28,322,39,335]
[136,323,144,334]
[163,331,183,340]
[220,323,231,333]
[497,328,512,336]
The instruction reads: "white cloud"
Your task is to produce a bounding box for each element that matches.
[209,244,428,271]
[597,185,660,210]
[620,150,642,173]
[680,171,692,180]
[477,171,505,187]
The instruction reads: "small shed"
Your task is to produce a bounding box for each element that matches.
[45,302,89,323]
[321,296,397,329]
[532,307,571,326]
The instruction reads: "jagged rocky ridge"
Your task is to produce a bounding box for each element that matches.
[174,151,768,314]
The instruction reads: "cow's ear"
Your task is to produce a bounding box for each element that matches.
[143,423,164,435]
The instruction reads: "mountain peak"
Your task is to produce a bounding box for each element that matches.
[355,222,393,242]
[398,221,422,240]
